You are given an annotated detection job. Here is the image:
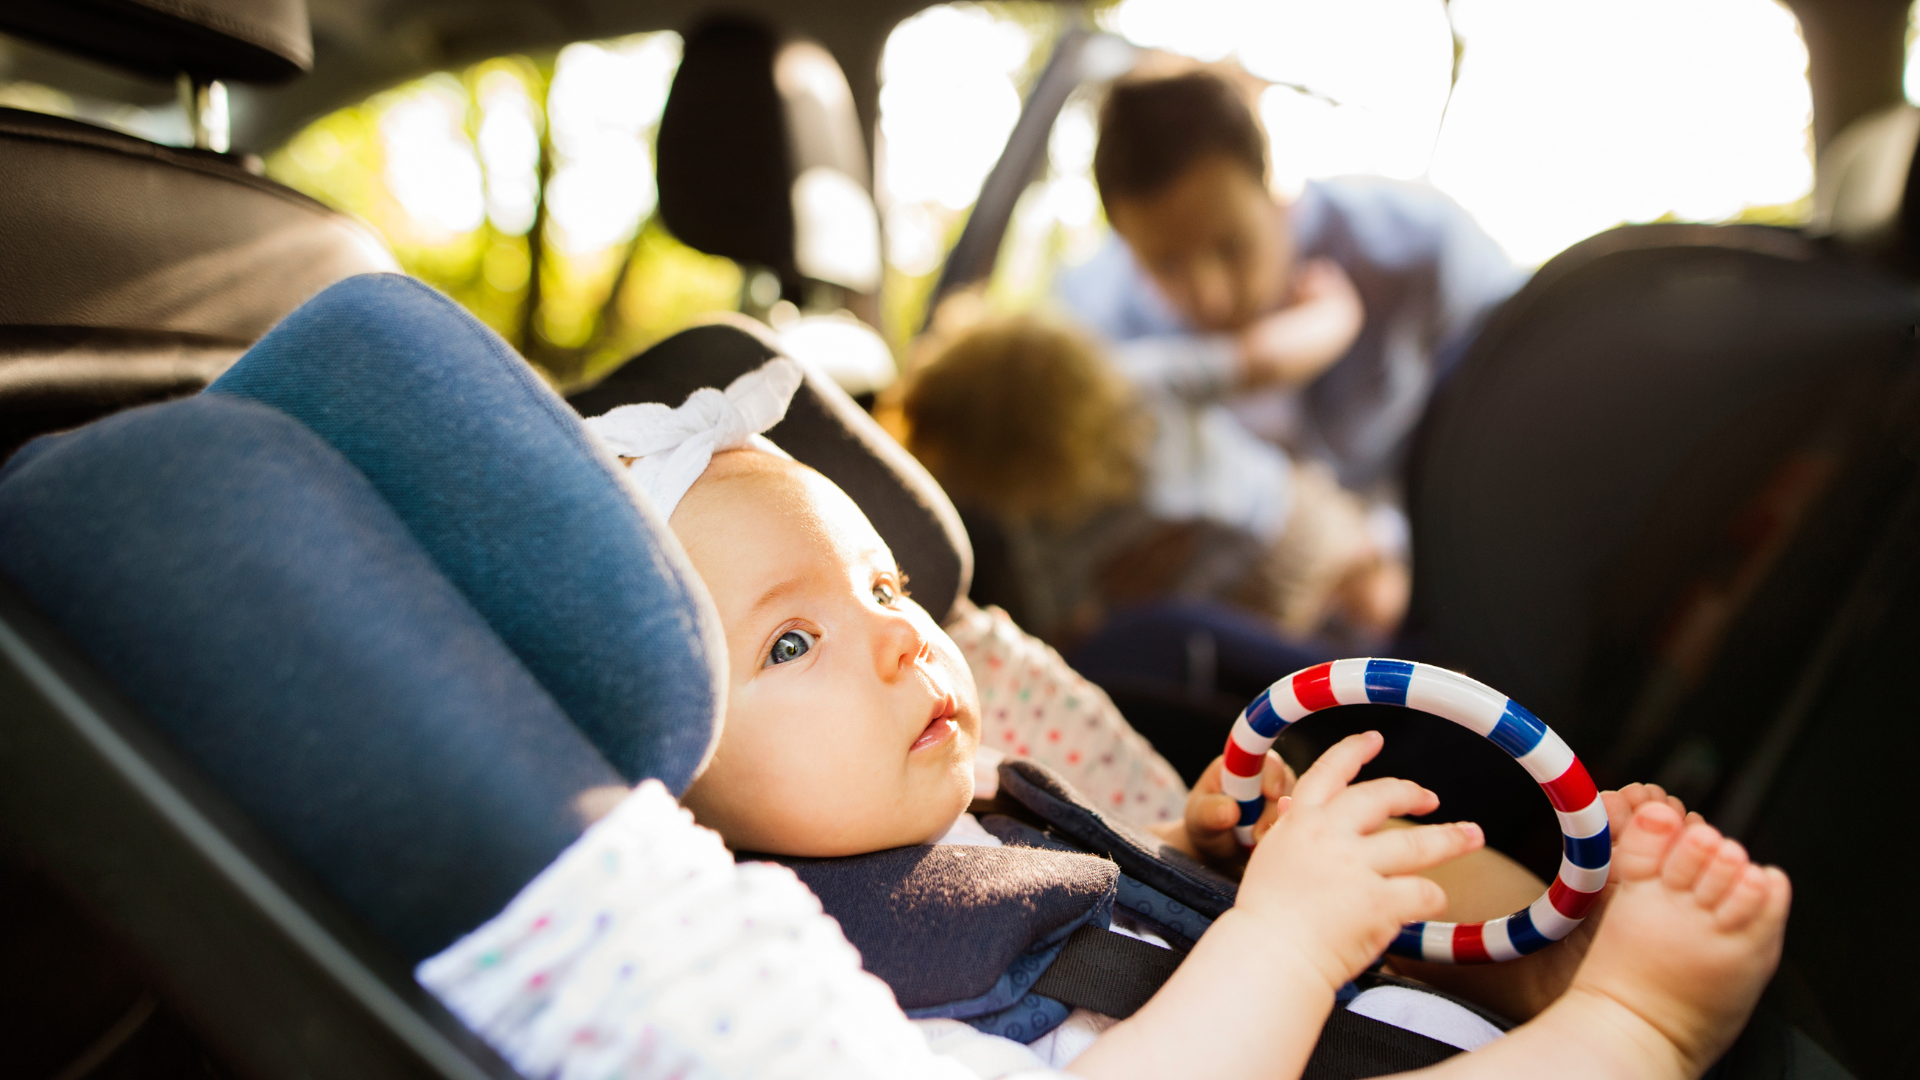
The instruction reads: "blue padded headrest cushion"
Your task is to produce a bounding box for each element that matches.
[0,395,626,961]
[209,274,723,793]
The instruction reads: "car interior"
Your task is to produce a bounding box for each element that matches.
[3,0,1919,1077]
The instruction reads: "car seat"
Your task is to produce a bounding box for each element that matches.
[0,275,725,1078]
[0,0,398,463]
[1407,216,1920,1076]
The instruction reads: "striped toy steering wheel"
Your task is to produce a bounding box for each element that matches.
[1222,658,1609,964]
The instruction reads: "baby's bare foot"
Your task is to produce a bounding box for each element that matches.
[1563,802,1790,1076]
[1420,784,1711,1020]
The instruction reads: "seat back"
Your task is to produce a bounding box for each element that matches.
[0,0,396,464]
[0,108,397,461]
[1409,223,1918,747]
[1407,222,1920,1072]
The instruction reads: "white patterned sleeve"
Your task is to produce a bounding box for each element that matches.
[948,605,1188,827]
[416,782,1067,1080]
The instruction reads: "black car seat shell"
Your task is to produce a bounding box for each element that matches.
[1407,219,1920,1077]
[569,315,975,626]
[1409,222,1917,753]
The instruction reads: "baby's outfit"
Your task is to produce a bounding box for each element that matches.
[946,602,1187,827]
[417,778,1502,1080]
[418,782,1068,1080]
[911,811,1504,1074]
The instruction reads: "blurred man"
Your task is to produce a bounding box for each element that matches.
[1057,68,1526,500]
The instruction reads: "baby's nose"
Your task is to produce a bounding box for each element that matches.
[874,610,928,677]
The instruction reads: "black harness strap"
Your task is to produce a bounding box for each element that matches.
[1029,926,1183,1019]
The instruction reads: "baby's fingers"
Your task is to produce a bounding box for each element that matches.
[1327,775,1440,832]
[1250,794,1292,845]
[1379,874,1450,926]
[1263,752,1296,800]
[1185,792,1247,861]
[1290,732,1385,807]
[1365,821,1484,876]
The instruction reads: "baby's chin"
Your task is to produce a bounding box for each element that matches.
[726,776,974,858]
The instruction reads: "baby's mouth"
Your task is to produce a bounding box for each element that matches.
[911,693,958,753]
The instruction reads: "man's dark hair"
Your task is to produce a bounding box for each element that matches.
[1093,69,1268,206]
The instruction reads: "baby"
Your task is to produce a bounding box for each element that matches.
[593,360,1791,1080]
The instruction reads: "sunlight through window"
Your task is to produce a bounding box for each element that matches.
[544,35,679,254]
[379,76,485,237]
[1431,0,1812,265]
[878,5,1030,212]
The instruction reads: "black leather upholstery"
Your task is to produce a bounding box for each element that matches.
[0,0,313,84]
[0,106,396,459]
[1409,223,1920,757]
[568,317,974,626]
[657,19,793,284]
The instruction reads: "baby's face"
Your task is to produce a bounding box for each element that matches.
[670,451,981,856]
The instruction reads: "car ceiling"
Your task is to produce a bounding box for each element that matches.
[0,0,1909,166]
[0,0,947,154]
[256,0,956,150]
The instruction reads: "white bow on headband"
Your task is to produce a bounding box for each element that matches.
[584,358,804,518]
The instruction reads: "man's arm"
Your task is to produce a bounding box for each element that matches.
[1105,258,1366,404]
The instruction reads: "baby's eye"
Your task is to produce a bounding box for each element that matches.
[873,580,898,606]
[767,628,815,666]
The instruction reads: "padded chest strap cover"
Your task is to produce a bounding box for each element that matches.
[771,843,1117,1023]
[996,760,1238,918]
[753,760,1232,1040]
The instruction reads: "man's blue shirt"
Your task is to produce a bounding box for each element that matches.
[1056,177,1527,493]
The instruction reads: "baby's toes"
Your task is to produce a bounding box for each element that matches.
[1713,864,1776,932]
[1614,801,1685,881]
[1617,783,1656,812]
[1690,839,1750,908]
[1660,822,1725,892]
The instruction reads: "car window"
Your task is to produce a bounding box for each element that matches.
[263,33,741,387]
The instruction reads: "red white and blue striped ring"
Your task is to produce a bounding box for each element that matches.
[1223,658,1608,964]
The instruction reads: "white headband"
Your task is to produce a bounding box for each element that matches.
[584,358,804,519]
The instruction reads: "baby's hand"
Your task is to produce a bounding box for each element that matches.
[1176,751,1294,866]
[1235,731,1485,991]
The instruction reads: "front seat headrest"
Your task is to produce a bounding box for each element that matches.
[0,0,312,84]
[568,316,974,626]
[656,15,881,297]
[1811,102,1920,267]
